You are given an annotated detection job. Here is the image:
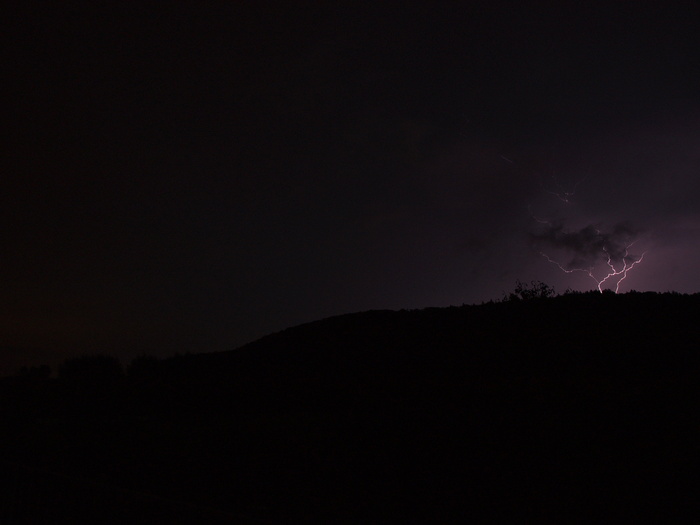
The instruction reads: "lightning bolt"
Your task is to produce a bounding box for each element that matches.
[529,165,647,293]
[541,170,587,204]
[540,245,647,293]
[499,152,587,203]
[503,151,649,294]
[527,205,554,226]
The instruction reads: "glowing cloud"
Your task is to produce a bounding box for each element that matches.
[532,221,647,293]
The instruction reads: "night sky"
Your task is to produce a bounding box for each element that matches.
[4,2,700,373]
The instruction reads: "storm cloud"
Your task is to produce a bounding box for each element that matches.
[531,222,643,270]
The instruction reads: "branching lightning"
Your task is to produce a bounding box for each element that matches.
[500,150,648,293]
[528,168,647,294]
[541,172,587,203]
[539,244,647,293]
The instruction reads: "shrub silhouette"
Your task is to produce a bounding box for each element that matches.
[58,355,123,385]
[506,279,556,301]
[126,354,161,381]
[57,355,125,418]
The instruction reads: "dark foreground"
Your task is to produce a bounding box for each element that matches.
[1,291,698,523]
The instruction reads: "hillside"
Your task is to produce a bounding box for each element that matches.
[1,291,699,523]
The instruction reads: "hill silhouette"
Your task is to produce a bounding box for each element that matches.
[1,290,698,523]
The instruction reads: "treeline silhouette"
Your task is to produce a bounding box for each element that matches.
[1,289,698,523]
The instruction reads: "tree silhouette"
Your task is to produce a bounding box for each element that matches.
[506,279,557,301]
[58,355,123,385]
[57,355,124,419]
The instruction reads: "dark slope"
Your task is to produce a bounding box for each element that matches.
[1,292,699,523]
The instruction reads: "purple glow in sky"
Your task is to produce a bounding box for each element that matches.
[3,2,700,374]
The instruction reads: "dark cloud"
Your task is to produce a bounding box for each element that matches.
[531,221,643,270]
